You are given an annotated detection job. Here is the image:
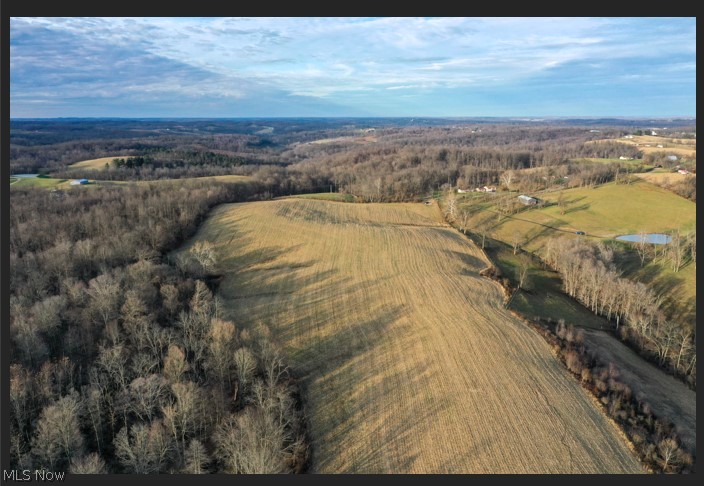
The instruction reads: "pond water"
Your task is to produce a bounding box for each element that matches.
[12,174,40,178]
[615,233,672,245]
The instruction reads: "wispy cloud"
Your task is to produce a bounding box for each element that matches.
[10,17,696,117]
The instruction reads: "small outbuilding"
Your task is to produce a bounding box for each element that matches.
[70,178,89,185]
[518,195,538,205]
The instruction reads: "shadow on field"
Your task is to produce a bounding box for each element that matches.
[443,249,486,274]
[220,234,448,472]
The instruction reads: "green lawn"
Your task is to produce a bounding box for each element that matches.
[486,180,695,247]
[480,237,609,330]
[11,177,68,188]
[456,179,696,327]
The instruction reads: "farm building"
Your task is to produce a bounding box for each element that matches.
[619,156,634,160]
[667,155,679,162]
[678,169,691,175]
[518,195,538,205]
[70,178,89,185]
[457,189,469,193]
[474,186,497,193]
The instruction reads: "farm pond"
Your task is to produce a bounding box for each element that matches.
[615,233,672,245]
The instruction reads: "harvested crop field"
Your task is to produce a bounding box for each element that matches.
[180,198,643,473]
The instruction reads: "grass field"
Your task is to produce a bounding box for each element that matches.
[588,135,696,158]
[68,156,134,169]
[177,198,642,473]
[289,192,356,203]
[458,180,696,325]
[480,239,610,331]
[636,171,693,185]
[10,176,69,189]
[571,157,651,168]
[10,174,251,190]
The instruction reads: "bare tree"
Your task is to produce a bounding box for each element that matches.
[444,190,457,221]
[511,230,523,255]
[233,347,257,403]
[163,345,190,384]
[70,453,108,474]
[657,437,683,472]
[668,229,684,272]
[516,253,532,290]
[500,170,514,190]
[121,290,149,349]
[214,409,286,474]
[114,420,174,474]
[160,284,180,321]
[183,439,209,474]
[86,273,122,327]
[457,208,470,235]
[162,381,206,457]
[32,392,85,469]
[188,241,218,276]
[636,231,649,267]
[556,191,568,215]
[207,318,237,392]
[126,374,169,423]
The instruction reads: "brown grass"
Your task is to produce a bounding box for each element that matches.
[68,156,134,169]
[582,330,696,455]
[636,172,692,185]
[179,199,643,473]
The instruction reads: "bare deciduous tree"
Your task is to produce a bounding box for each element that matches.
[32,392,85,469]
[163,345,189,384]
[183,439,209,474]
[516,253,532,290]
[114,420,174,474]
[70,453,108,474]
[189,241,218,276]
[233,347,257,403]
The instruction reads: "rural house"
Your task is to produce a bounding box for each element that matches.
[518,195,538,205]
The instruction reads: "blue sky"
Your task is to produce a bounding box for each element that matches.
[10,17,696,118]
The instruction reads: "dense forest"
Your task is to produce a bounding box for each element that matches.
[9,181,308,473]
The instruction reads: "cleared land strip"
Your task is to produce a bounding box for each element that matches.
[182,198,643,473]
[583,330,696,455]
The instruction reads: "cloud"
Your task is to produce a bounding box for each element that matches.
[10,17,696,117]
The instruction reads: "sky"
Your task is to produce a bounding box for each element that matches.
[9,17,696,118]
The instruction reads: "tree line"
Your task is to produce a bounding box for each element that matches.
[543,237,696,387]
[523,316,693,473]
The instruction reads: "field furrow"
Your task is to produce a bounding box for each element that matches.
[181,198,643,473]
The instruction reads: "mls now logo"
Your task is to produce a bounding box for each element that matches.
[3,470,66,482]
